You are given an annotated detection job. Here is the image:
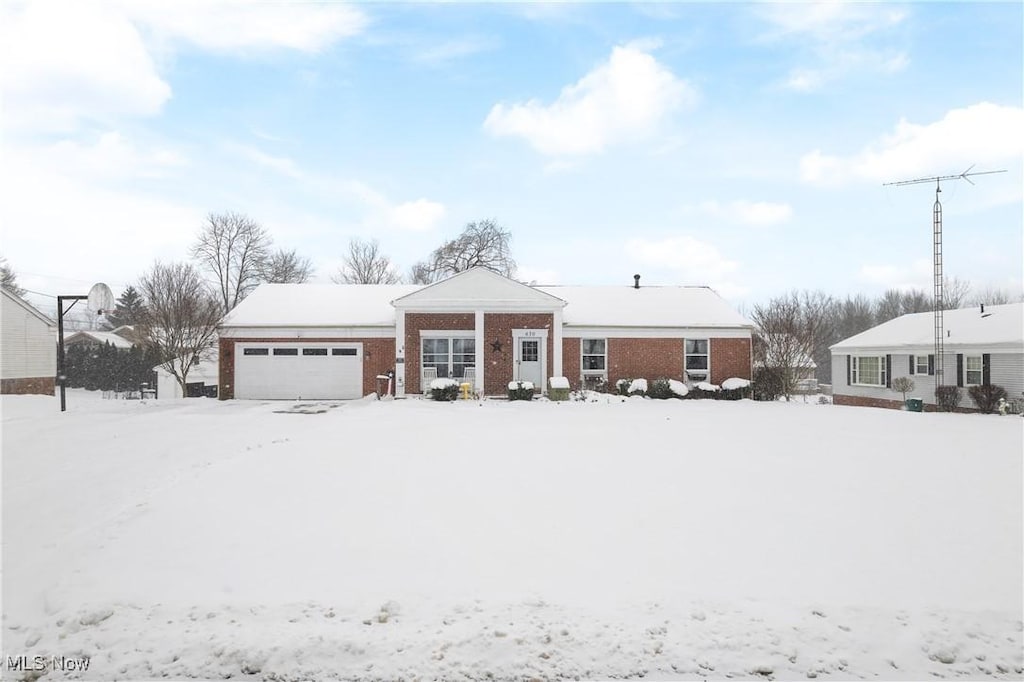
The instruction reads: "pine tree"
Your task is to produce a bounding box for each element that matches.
[110,286,147,327]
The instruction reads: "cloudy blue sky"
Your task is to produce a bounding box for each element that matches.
[3,1,1022,314]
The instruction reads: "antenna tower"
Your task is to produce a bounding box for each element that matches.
[882,166,1005,392]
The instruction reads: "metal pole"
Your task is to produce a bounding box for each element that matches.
[57,296,67,412]
[932,185,944,391]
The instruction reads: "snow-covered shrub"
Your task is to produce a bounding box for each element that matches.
[615,378,632,396]
[891,376,915,403]
[647,378,675,399]
[429,378,459,402]
[548,377,570,401]
[719,377,751,401]
[508,381,534,401]
[627,378,648,396]
[690,381,720,400]
[968,384,1007,414]
[753,366,784,401]
[934,385,962,412]
[669,379,689,398]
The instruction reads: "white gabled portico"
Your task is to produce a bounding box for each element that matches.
[391,268,566,397]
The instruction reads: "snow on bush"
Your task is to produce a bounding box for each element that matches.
[628,378,648,395]
[430,378,459,390]
[695,381,720,392]
[722,377,750,391]
[507,381,534,391]
[669,379,689,397]
[549,377,570,389]
[429,378,459,402]
[508,381,534,401]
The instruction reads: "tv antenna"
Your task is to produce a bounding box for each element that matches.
[882,165,1006,392]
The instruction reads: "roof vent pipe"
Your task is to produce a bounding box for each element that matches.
[980,303,985,314]
[633,274,641,289]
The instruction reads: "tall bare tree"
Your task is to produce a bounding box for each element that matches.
[409,219,515,284]
[262,248,314,284]
[968,286,1019,306]
[943,276,972,309]
[191,212,272,312]
[1,256,26,297]
[752,291,832,400]
[333,238,401,284]
[136,262,222,397]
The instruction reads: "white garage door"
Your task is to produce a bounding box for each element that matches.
[234,343,363,400]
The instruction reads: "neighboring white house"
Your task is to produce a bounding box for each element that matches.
[155,346,220,399]
[1,287,57,395]
[831,302,1023,410]
[64,330,135,350]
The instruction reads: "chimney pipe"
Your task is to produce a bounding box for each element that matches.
[980,303,985,314]
[633,274,640,289]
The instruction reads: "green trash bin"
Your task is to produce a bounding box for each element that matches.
[905,398,924,412]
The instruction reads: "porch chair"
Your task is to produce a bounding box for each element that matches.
[421,366,437,393]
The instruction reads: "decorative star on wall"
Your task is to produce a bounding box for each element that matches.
[491,339,503,352]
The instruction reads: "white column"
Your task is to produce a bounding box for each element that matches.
[395,308,406,397]
[552,307,563,378]
[475,309,485,393]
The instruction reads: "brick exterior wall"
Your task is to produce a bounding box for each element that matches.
[1,376,55,395]
[710,337,752,386]
[562,338,581,389]
[219,337,396,400]
[404,313,476,394]
[607,338,684,389]
[483,313,554,396]
[833,393,978,413]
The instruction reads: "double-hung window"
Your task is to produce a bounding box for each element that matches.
[964,355,983,386]
[422,337,475,379]
[685,339,709,378]
[852,356,886,386]
[581,339,606,379]
[914,355,929,375]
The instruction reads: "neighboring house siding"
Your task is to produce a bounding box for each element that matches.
[832,351,1023,410]
[219,336,396,400]
[1,291,56,394]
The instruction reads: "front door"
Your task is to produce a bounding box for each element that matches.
[516,337,542,387]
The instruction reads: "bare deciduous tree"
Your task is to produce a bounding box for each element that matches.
[752,291,832,400]
[137,261,222,397]
[333,238,402,284]
[262,248,314,284]
[967,286,1018,307]
[409,219,515,284]
[1,256,26,297]
[943,276,972,309]
[191,212,272,312]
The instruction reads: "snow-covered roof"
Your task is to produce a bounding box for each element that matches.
[831,303,1023,351]
[65,331,135,349]
[222,279,751,329]
[222,284,419,327]
[538,286,752,328]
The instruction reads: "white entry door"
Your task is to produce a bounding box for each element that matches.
[516,337,543,387]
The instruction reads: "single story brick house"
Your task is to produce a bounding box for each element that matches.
[218,268,753,400]
[830,302,1023,410]
[1,287,57,395]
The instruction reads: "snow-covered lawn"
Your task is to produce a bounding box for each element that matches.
[2,391,1021,680]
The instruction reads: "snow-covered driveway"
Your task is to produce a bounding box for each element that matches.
[3,393,1021,680]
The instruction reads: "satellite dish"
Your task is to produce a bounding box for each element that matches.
[87,282,115,315]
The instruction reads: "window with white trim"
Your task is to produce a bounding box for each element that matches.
[852,356,886,386]
[685,339,709,377]
[914,355,929,375]
[964,355,983,386]
[581,339,606,376]
[422,337,475,379]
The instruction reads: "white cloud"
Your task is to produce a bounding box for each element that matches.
[43,132,187,179]
[483,44,695,156]
[123,0,367,54]
[858,258,932,290]
[626,236,746,297]
[800,102,1024,186]
[227,143,303,179]
[516,267,561,285]
[688,200,793,227]
[1,1,171,133]
[758,3,909,91]
[413,36,497,65]
[388,200,447,232]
